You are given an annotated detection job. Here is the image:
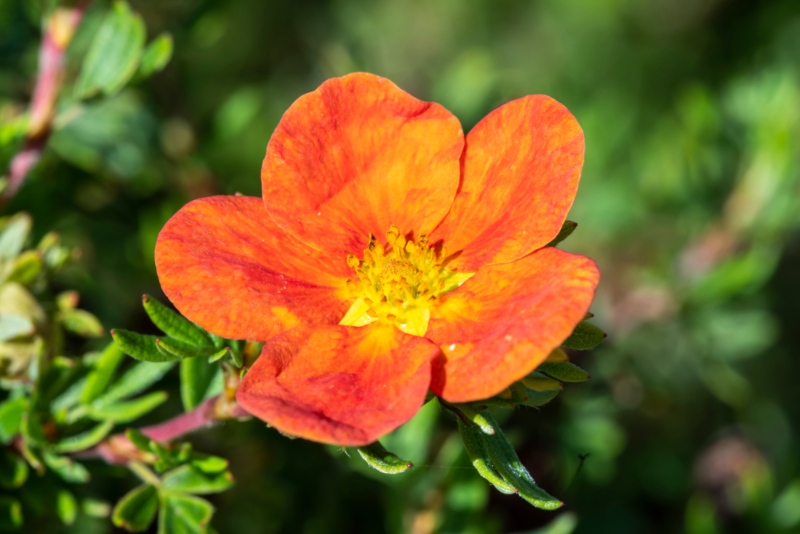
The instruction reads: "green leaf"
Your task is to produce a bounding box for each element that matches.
[0,213,31,260]
[138,33,173,79]
[156,337,217,360]
[162,464,234,494]
[126,429,153,452]
[92,361,175,407]
[159,492,214,534]
[180,357,216,412]
[0,315,35,342]
[20,410,46,446]
[518,388,562,408]
[52,420,115,453]
[561,321,606,350]
[356,441,413,474]
[56,490,78,526]
[0,449,28,489]
[0,496,23,530]
[478,411,563,510]
[112,484,159,532]
[545,220,577,248]
[142,295,210,346]
[190,455,229,474]
[113,329,180,362]
[457,418,517,495]
[42,451,90,483]
[56,291,79,311]
[82,343,126,404]
[59,309,105,338]
[82,498,112,518]
[440,400,495,436]
[88,391,168,423]
[537,361,590,383]
[4,250,43,285]
[0,398,27,444]
[73,1,146,98]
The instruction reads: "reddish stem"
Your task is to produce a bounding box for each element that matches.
[92,394,250,465]
[2,3,90,205]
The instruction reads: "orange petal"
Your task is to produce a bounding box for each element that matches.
[155,196,350,341]
[236,322,439,446]
[262,73,463,256]
[432,95,584,271]
[426,247,599,402]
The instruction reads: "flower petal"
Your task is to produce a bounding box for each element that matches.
[432,95,584,271]
[426,247,599,402]
[262,73,464,256]
[236,322,439,446]
[155,196,350,341]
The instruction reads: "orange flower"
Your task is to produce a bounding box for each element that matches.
[155,73,599,446]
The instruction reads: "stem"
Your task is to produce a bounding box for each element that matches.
[90,394,250,465]
[128,460,161,486]
[1,2,90,206]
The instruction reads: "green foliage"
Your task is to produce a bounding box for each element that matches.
[3,0,800,532]
[74,2,146,99]
[356,441,413,474]
[449,404,562,510]
[561,321,606,350]
[546,220,578,248]
[111,430,234,533]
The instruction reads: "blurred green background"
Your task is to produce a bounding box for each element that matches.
[2,0,800,532]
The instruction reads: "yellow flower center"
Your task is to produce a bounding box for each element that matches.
[339,225,474,336]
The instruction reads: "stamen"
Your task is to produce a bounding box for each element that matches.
[339,226,475,336]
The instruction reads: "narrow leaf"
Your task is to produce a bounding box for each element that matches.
[42,451,90,483]
[537,361,590,383]
[0,449,29,489]
[53,420,114,453]
[142,295,210,346]
[0,496,23,530]
[479,411,563,510]
[545,220,577,248]
[137,33,173,78]
[82,343,126,404]
[441,400,495,435]
[60,309,105,338]
[113,329,180,362]
[545,348,569,363]
[562,322,606,350]
[521,372,563,392]
[180,357,217,411]
[126,429,153,452]
[156,337,217,360]
[162,464,234,494]
[74,1,146,98]
[112,484,158,532]
[458,419,517,494]
[356,441,413,474]
[92,361,175,408]
[56,490,78,526]
[5,250,43,285]
[0,398,27,444]
[518,388,561,408]
[88,391,168,423]
[0,213,31,260]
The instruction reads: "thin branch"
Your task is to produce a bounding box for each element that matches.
[1,3,90,206]
[91,393,250,465]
